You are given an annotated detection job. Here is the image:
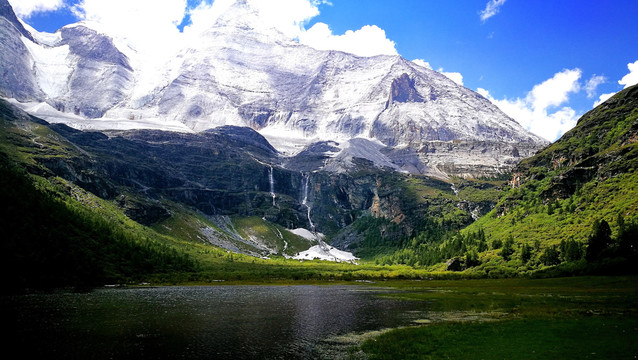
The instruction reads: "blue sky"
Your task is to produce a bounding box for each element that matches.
[9,0,638,141]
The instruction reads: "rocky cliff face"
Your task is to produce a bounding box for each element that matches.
[0,16,42,101]
[0,0,547,179]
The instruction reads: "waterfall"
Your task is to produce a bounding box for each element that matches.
[301,173,315,232]
[300,172,330,251]
[451,183,459,198]
[268,165,276,206]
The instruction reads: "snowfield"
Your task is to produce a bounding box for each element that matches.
[293,245,358,263]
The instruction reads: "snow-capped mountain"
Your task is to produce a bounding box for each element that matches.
[0,0,547,178]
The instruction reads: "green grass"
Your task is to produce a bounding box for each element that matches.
[357,276,638,359]
[361,317,638,360]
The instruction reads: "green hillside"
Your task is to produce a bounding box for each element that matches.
[459,84,638,275]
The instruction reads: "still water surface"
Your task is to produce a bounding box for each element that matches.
[4,285,429,359]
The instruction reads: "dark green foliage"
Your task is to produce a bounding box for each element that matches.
[616,214,638,256]
[540,245,561,265]
[560,239,584,262]
[0,158,196,291]
[375,227,488,268]
[585,219,613,262]
[465,250,480,268]
[501,236,515,261]
[519,243,533,263]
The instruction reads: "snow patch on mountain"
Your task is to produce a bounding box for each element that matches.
[22,38,72,98]
[293,245,358,263]
[7,98,193,133]
[288,228,324,241]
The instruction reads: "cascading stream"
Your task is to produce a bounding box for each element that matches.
[451,183,459,198]
[300,172,330,252]
[269,165,276,206]
[301,173,314,231]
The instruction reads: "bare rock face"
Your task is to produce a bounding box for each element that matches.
[55,25,133,118]
[0,0,35,42]
[387,73,424,106]
[0,17,43,101]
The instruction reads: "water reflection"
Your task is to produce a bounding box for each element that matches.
[3,285,428,359]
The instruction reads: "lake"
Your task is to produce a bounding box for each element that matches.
[2,284,429,359]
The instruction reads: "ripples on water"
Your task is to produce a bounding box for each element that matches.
[3,285,428,359]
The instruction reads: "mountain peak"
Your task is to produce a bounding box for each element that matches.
[0,0,547,178]
[188,0,295,46]
[0,0,35,42]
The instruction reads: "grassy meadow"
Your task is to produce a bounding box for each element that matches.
[352,276,638,359]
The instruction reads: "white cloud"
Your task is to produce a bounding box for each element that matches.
[411,59,432,69]
[477,68,582,141]
[71,0,187,54]
[591,59,638,107]
[299,22,397,57]
[18,0,394,58]
[8,0,65,18]
[412,61,463,86]
[594,92,615,107]
[480,0,507,22]
[185,0,325,39]
[528,68,581,112]
[441,71,464,86]
[248,0,324,38]
[619,60,638,89]
[584,74,606,98]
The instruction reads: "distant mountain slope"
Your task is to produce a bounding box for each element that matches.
[0,0,546,178]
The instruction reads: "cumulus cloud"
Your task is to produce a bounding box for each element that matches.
[186,0,397,57]
[411,59,432,69]
[68,0,393,58]
[440,70,464,86]
[71,0,187,54]
[249,0,324,38]
[594,92,615,107]
[480,0,507,22]
[8,0,65,18]
[185,0,324,39]
[619,60,638,89]
[478,68,582,141]
[299,23,397,57]
[584,75,606,98]
[592,60,638,107]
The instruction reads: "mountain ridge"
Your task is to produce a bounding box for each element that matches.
[0,0,547,179]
